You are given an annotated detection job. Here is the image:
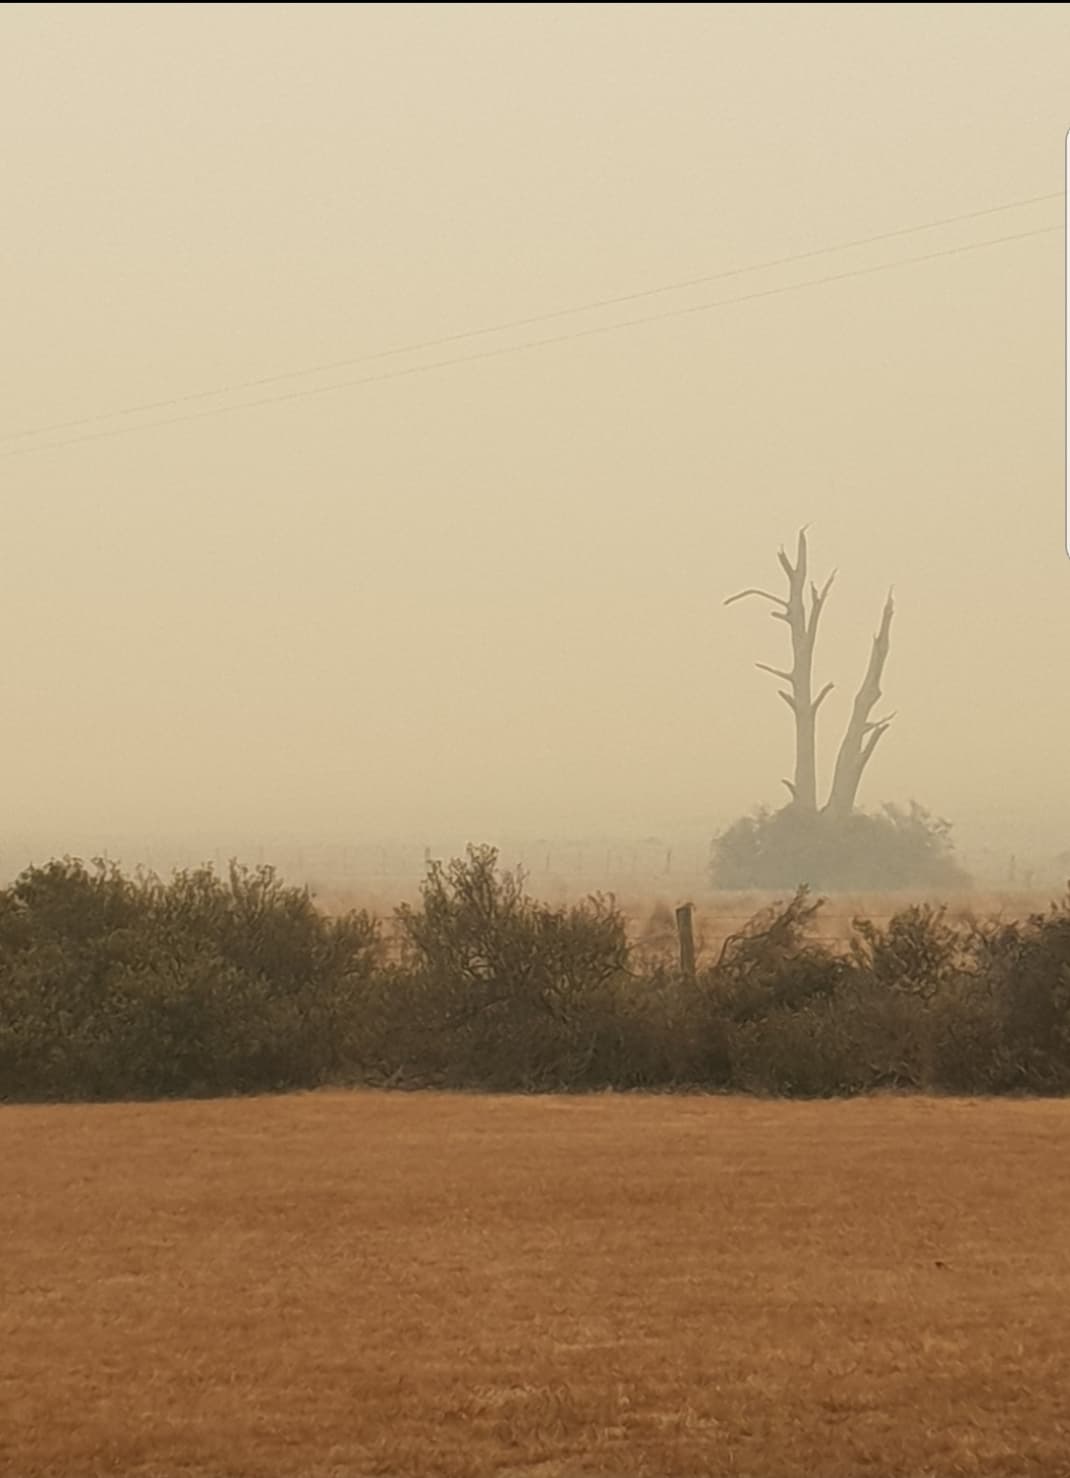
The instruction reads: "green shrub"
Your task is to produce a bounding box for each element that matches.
[971,896,1070,1092]
[686,889,853,1090]
[2,848,1070,1103]
[711,802,971,891]
[0,858,380,1100]
[391,845,635,1089]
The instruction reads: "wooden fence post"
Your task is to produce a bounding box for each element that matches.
[675,902,696,981]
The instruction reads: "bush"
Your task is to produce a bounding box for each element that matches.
[388,845,636,1090]
[0,858,380,1100]
[969,895,1070,1092]
[851,902,967,1002]
[1,847,1069,1103]
[710,887,848,1013]
[710,801,972,891]
[686,888,854,1092]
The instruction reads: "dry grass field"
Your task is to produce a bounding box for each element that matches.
[311,883,1063,966]
[4,1092,1070,1478]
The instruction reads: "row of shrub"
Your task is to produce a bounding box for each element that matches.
[1,845,1069,1101]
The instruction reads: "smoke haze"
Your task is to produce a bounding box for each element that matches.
[2,2,1067,882]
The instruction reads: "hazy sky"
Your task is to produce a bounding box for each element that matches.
[2,3,1067,863]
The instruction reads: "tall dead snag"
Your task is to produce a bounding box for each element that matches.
[726,531,896,817]
[724,528,834,813]
[823,590,895,820]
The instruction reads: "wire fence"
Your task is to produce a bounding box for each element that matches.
[1,837,1063,911]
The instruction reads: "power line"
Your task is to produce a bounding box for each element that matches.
[3,219,1061,462]
[1,189,1062,448]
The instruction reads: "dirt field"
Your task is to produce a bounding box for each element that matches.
[4,1091,1069,1478]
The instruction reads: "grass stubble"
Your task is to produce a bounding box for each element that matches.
[3,1090,1069,1478]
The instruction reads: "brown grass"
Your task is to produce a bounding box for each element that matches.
[4,1091,1070,1478]
[312,883,1062,967]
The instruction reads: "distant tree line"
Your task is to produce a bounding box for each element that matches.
[1,845,1069,1102]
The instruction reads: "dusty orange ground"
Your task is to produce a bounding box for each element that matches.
[3,1091,1069,1477]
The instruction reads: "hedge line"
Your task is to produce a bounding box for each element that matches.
[1,846,1068,1101]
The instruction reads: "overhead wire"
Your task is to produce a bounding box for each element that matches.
[2,203,1062,460]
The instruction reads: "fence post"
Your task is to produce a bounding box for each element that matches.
[675,902,696,981]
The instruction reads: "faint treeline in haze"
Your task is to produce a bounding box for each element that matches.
[0,827,1065,903]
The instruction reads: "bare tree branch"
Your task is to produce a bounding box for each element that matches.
[824,590,895,819]
[724,589,788,609]
[859,724,891,767]
[807,571,836,639]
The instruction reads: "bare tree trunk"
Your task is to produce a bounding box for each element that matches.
[823,592,895,820]
[725,528,834,814]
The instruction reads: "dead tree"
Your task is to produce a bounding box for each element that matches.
[724,528,834,813]
[823,590,895,819]
[725,530,895,818]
